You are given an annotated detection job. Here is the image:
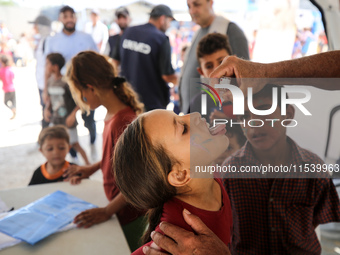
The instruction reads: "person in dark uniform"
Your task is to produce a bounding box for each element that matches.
[113,4,177,111]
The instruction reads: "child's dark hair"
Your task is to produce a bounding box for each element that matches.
[197,33,233,60]
[0,54,10,66]
[67,51,144,114]
[46,53,65,71]
[38,125,70,148]
[113,115,178,244]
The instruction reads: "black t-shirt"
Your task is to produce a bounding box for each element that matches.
[115,23,175,110]
[108,34,120,58]
[28,162,75,186]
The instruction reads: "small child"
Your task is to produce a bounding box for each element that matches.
[196,33,232,79]
[44,53,90,165]
[29,125,74,185]
[113,110,233,254]
[0,54,16,119]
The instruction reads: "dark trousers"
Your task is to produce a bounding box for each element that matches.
[82,110,96,144]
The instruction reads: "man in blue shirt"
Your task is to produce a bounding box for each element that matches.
[113,5,177,111]
[44,6,98,146]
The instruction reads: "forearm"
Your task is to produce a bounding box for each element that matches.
[65,106,79,127]
[87,161,101,175]
[266,51,340,78]
[45,100,51,110]
[43,70,52,103]
[264,51,340,90]
[79,161,101,178]
[71,106,79,116]
[105,193,127,216]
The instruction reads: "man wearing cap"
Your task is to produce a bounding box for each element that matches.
[44,5,98,145]
[113,4,177,111]
[179,0,249,114]
[84,9,109,54]
[106,6,131,58]
[29,15,52,130]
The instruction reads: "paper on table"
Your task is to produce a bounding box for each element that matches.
[0,210,77,251]
[0,191,96,245]
[0,232,21,251]
[0,212,21,251]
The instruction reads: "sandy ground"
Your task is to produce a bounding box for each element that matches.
[0,63,339,254]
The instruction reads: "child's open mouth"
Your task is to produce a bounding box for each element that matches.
[209,124,226,136]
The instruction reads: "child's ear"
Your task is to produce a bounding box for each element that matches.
[86,84,94,91]
[197,67,204,76]
[168,166,190,187]
[86,84,97,94]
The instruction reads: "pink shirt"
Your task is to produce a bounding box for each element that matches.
[0,66,15,93]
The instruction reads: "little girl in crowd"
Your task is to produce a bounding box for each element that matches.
[64,51,145,251]
[0,54,16,119]
[114,109,233,254]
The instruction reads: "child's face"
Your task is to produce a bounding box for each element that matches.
[198,49,229,78]
[40,138,70,167]
[240,96,294,152]
[45,59,53,75]
[143,110,229,172]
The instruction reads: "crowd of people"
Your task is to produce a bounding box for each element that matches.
[1,1,340,254]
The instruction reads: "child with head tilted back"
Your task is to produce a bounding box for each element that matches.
[64,51,145,252]
[113,110,233,254]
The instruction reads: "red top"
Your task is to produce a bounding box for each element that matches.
[132,179,233,254]
[0,66,15,93]
[101,106,143,225]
